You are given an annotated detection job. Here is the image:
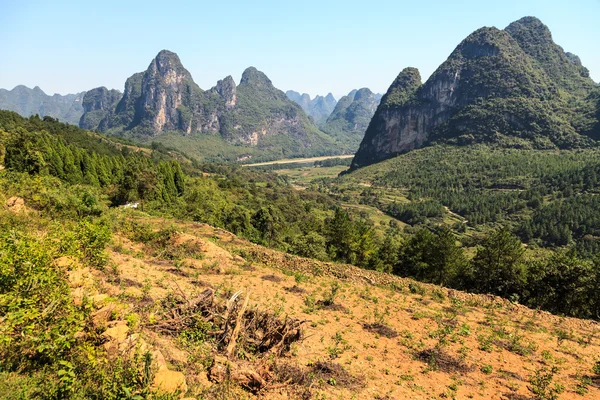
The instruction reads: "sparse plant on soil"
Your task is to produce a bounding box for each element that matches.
[574,373,591,395]
[528,366,564,400]
[327,331,350,359]
[593,360,600,375]
[480,364,493,374]
[303,293,317,313]
[554,329,571,346]
[322,282,341,306]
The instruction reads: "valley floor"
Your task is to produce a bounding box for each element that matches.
[243,154,354,167]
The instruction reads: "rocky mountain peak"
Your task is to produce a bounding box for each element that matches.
[149,50,190,78]
[81,87,122,112]
[77,55,335,157]
[240,67,273,88]
[1,85,87,126]
[505,16,594,92]
[351,16,598,170]
[212,76,237,107]
[79,87,122,130]
[353,88,374,101]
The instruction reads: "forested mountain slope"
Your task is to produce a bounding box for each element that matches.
[352,17,599,169]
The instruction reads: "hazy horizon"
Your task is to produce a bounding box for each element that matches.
[1,0,599,99]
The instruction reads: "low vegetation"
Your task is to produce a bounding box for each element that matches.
[1,111,600,398]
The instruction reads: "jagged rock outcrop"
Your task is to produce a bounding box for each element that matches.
[79,87,122,130]
[351,17,598,170]
[80,51,335,157]
[100,50,208,134]
[286,90,338,125]
[321,88,382,151]
[0,85,85,125]
[211,76,237,108]
[137,50,201,132]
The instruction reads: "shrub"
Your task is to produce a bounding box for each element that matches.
[0,230,84,370]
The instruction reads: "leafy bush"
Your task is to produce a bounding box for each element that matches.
[0,230,85,370]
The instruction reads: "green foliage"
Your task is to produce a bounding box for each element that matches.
[345,145,600,254]
[395,227,466,286]
[593,361,600,375]
[469,228,526,298]
[386,200,445,225]
[0,111,186,207]
[0,230,85,370]
[480,364,493,374]
[76,219,111,268]
[526,252,599,318]
[528,366,563,400]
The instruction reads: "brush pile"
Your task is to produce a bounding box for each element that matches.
[151,288,305,392]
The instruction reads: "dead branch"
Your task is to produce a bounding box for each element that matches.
[226,290,250,359]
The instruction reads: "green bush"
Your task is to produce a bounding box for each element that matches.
[0,230,85,370]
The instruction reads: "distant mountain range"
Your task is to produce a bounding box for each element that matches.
[75,50,362,162]
[0,85,85,126]
[0,53,385,162]
[352,16,600,169]
[285,91,337,125]
[14,14,596,169]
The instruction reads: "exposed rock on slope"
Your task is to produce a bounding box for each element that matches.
[81,50,336,156]
[352,17,599,169]
[0,85,85,125]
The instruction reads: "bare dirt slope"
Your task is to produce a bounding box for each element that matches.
[73,213,600,399]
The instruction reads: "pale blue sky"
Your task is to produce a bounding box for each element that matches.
[1,0,598,99]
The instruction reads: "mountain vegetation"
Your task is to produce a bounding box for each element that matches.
[352,17,600,169]
[321,88,382,151]
[79,51,344,163]
[4,110,600,321]
[0,85,85,125]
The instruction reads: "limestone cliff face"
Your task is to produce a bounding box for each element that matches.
[79,52,332,154]
[351,17,598,170]
[211,76,237,108]
[137,50,204,133]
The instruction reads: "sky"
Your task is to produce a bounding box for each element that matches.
[1,0,599,100]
